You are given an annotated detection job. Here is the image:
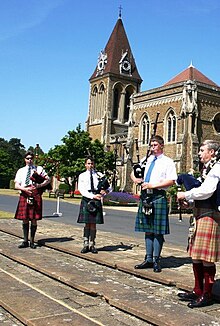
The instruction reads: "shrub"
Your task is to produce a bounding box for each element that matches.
[10,180,15,189]
[103,191,139,206]
[59,183,69,193]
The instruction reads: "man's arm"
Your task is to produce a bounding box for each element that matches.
[177,165,219,201]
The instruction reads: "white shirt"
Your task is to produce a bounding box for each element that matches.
[142,154,177,189]
[185,162,220,201]
[14,165,47,187]
[78,170,100,199]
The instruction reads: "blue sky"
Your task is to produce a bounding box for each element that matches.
[1,0,220,152]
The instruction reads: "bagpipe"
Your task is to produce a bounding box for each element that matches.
[30,171,52,192]
[87,175,110,213]
[133,112,160,179]
[96,175,110,194]
[177,146,220,211]
[85,174,110,214]
[131,112,160,216]
[85,148,110,195]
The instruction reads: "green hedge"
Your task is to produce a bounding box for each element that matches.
[58,183,69,193]
[10,180,15,189]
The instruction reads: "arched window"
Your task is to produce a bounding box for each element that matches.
[213,113,220,133]
[141,115,150,145]
[100,84,105,92]
[113,88,120,120]
[123,90,132,122]
[91,86,98,122]
[98,83,105,119]
[191,112,196,134]
[167,110,176,142]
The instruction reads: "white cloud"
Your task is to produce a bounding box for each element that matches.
[0,0,66,41]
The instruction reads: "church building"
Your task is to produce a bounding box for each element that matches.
[87,14,220,192]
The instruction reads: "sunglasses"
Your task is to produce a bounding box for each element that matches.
[25,157,33,160]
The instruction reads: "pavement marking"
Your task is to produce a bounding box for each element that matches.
[0,267,104,326]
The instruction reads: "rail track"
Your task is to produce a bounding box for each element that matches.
[0,220,220,326]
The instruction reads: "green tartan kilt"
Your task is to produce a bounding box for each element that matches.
[135,191,169,234]
[77,197,104,224]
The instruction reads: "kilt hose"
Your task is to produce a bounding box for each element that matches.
[77,197,104,224]
[14,190,43,221]
[189,208,220,263]
[135,190,169,234]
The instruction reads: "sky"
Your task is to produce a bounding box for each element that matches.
[0,0,220,153]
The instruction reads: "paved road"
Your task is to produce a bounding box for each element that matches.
[0,194,190,248]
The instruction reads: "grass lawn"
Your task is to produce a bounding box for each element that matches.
[0,188,81,201]
[0,211,14,219]
[0,189,18,196]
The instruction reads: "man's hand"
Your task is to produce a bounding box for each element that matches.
[177,192,190,208]
[93,194,102,200]
[133,177,143,185]
[177,192,186,200]
[141,182,153,190]
[23,185,35,196]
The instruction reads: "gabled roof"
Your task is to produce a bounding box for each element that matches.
[90,18,142,81]
[164,64,219,87]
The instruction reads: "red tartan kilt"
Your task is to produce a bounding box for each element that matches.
[14,191,43,221]
[189,212,220,263]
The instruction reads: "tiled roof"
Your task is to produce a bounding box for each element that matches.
[164,64,219,87]
[90,18,142,81]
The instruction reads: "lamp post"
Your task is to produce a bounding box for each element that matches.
[37,152,62,217]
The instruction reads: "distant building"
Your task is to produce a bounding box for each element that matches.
[87,15,220,192]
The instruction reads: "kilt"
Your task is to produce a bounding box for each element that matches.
[189,208,220,262]
[14,190,43,221]
[77,197,104,224]
[135,190,169,234]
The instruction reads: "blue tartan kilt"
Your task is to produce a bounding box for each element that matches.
[135,191,169,234]
[77,197,104,224]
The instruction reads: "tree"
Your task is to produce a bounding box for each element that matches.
[41,125,115,194]
[0,138,25,188]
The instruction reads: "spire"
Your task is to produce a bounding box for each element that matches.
[90,18,142,82]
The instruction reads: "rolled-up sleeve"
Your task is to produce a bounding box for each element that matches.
[185,163,220,201]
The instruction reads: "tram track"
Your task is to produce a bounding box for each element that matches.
[0,230,154,326]
[1,223,220,326]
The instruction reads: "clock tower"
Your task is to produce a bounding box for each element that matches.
[87,15,142,151]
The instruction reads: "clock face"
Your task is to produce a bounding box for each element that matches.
[97,51,107,72]
[98,59,105,71]
[122,60,131,71]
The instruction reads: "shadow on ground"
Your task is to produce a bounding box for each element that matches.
[38,237,74,245]
[98,243,135,252]
[161,255,192,269]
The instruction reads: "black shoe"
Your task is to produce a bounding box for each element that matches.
[30,242,37,249]
[81,246,89,254]
[90,246,98,254]
[153,259,162,273]
[134,261,153,269]
[178,291,199,302]
[188,293,214,308]
[18,241,29,249]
